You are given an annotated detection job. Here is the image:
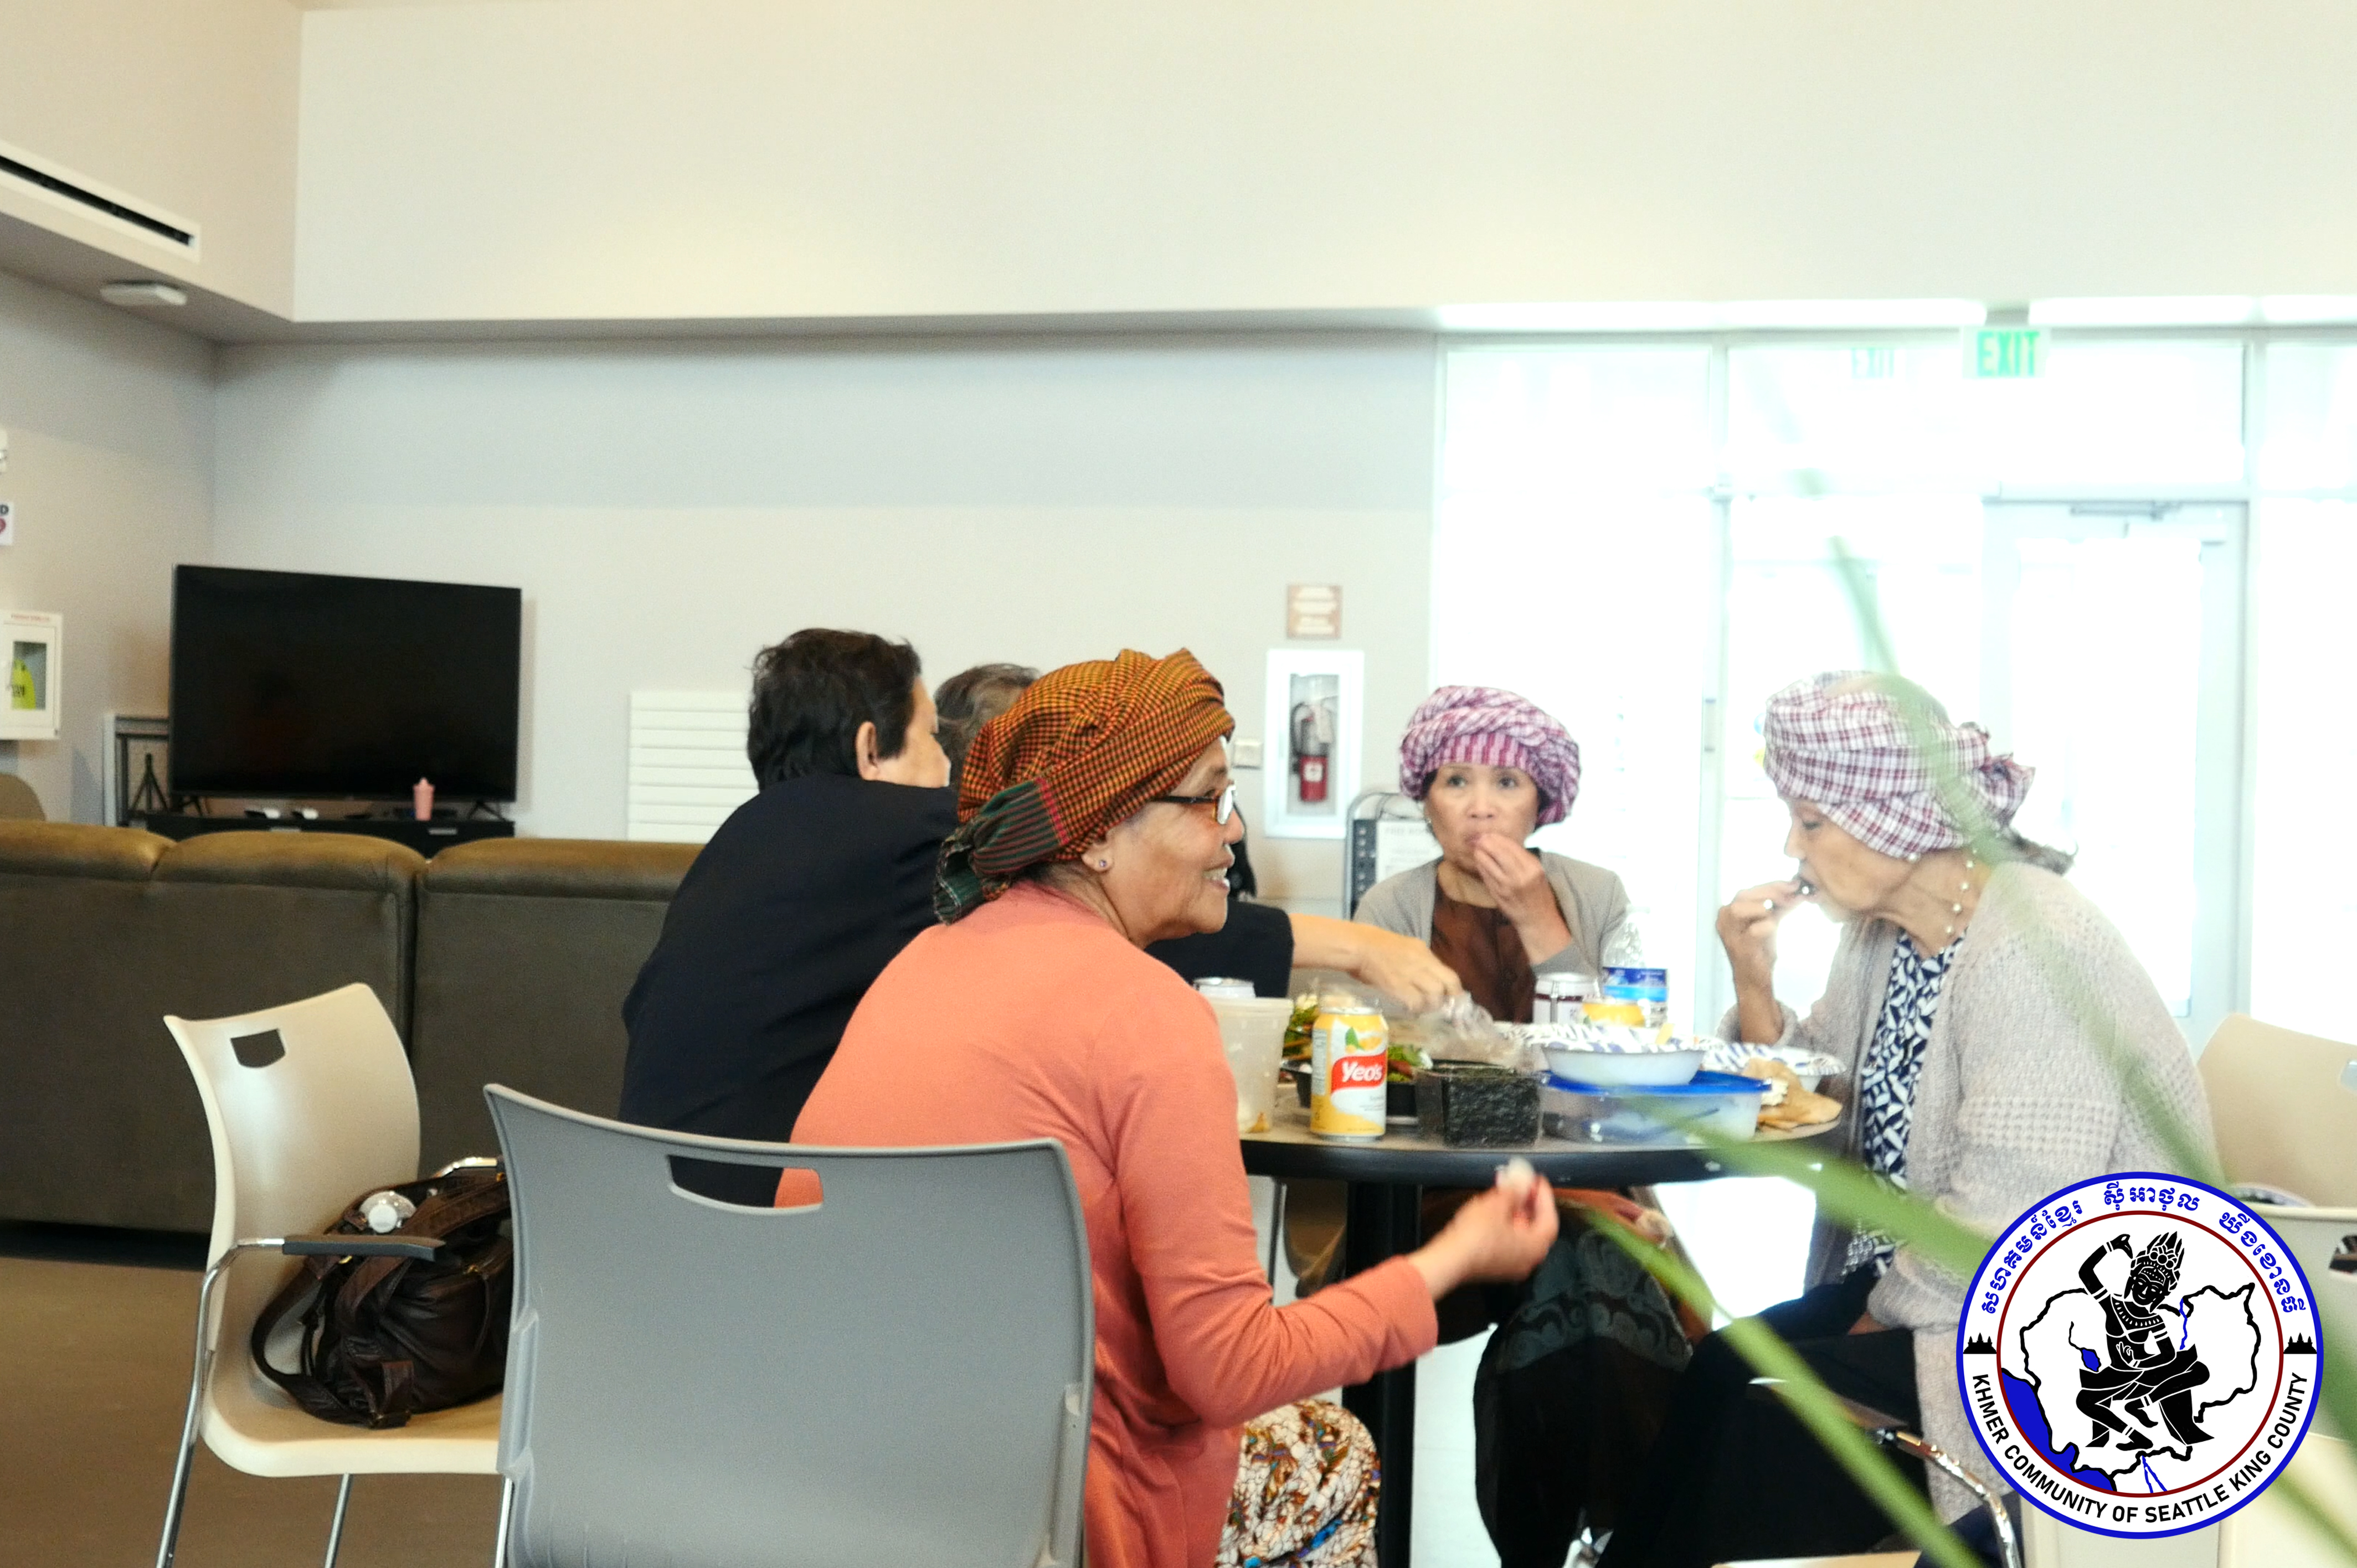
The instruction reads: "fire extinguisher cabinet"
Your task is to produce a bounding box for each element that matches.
[2,611,63,741]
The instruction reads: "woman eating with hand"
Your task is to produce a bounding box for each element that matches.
[1355,686,1628,1022]
[792,649,1558,1568]
[1597,670,2213,1568]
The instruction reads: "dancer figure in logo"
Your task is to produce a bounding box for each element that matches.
[2077,1232,2211,1450]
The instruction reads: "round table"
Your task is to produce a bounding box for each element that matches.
[1240,1097,1841,1568]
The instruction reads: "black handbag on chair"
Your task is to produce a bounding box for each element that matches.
[249,1162,513,1429]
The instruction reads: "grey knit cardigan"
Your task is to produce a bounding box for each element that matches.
[1351,852,1630,979]
[1731,862,2216,1517]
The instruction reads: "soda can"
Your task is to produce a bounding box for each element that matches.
[1310,996,1388,1142]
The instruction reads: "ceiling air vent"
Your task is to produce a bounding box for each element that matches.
[0,138,199,254]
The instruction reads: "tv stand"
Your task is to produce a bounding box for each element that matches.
[137,813,516,855]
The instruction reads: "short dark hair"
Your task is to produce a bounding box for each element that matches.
[747,629,922,788]
[934,662,1039,773]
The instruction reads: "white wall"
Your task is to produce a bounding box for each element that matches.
[0,0,302,314]
[295,0,2357,325]
[0,270,214,821]
[212,332,1437,911]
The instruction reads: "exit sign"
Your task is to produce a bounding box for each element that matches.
[1966,326,2047,379]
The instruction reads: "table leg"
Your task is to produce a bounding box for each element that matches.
[1339,1180,1423,1568]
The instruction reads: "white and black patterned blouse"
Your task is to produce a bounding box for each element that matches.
[1845,933,1960,1277]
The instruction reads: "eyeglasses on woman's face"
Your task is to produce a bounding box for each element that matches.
[1149,781,1237,825]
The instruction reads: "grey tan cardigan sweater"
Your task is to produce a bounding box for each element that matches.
[1731,863,2215,1516]
[1351,852,1630,979]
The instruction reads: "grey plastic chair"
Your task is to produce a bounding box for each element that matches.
[483,1085,1093,1568]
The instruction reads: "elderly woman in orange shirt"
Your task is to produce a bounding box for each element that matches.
[793,649,1557,1568]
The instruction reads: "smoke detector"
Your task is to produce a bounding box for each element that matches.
[99,280,187,308]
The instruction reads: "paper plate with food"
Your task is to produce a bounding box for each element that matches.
[1699,1039,1846,1091]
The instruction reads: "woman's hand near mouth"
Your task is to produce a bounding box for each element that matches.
[1466,832,1574,964]
[1717,879,1804,1043]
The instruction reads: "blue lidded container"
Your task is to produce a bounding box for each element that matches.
[1541,1069,1767,1144]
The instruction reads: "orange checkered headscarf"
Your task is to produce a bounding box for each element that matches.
[935,649,1233,922]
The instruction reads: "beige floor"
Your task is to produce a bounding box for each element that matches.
[0,1229,501,1568]
[6,1193,1558,1568]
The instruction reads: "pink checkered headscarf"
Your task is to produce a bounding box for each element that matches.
[1762,671,2032,860]
[1398,687,1582,826]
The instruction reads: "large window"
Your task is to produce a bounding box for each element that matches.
[1436,333,2345,1051]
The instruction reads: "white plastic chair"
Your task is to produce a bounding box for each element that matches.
[155,982,502,1568]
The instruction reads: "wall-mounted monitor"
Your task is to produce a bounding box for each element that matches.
[169,565,522,801]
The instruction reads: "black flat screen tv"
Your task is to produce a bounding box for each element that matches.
[170,566,522,801]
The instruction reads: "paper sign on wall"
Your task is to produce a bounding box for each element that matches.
[1286,583,1341,638]
[0,502,14,546]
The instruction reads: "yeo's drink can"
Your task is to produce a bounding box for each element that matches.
[1310,993,1388,1142]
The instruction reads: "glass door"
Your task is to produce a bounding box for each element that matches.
[1701,499,2246,1046]
[1981,503,2247,1047]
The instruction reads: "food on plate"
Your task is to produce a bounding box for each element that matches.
[1697,1039,1844,1089]
[1282,995,1318,1062]
[1743,1057,1841,1130]
[1386,1040,1431,1085]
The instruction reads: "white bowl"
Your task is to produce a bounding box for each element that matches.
[1540,1045,1706,1088]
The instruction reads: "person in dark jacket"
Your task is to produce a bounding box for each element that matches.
[619,628,950,1200]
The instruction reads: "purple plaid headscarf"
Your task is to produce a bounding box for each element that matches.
[1762,671,2032,859]
[1398,687,1582,826]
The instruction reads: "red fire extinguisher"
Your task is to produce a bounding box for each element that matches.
[1291,699,1332,806]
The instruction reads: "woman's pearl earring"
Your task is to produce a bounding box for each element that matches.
[1096,859,1110,871]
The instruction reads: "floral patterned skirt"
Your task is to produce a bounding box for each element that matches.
[1216,1399,1381,1568]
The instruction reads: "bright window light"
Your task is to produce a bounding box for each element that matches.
[1437,301,1725,333]
[2259,297,2357,325]
[1437,348,1715,1027]
[1726,341,2243,490]
[2249,502,2357,1039]
[2005,535,2205,1015]
[1717,299,1985,330]
[2260,344,2357,491]
[1442,347,1713,496]
[2029,297,2256,327]
[1437,300,1986,334]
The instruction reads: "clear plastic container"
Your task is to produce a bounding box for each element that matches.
[1532,972,1596,1024]
[1209,997,1293,1134]
[1540,1069,1766,1144]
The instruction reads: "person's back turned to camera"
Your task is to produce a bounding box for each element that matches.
[618,628,950,1200]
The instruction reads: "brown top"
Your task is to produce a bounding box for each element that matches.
[1430,884,1536,1023]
